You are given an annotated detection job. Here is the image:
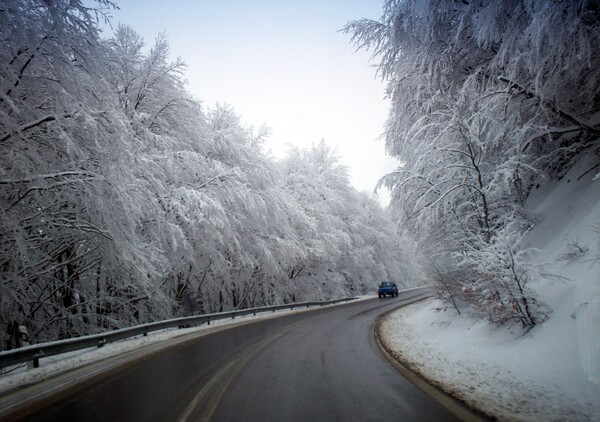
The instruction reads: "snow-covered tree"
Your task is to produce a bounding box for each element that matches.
[345,0,599,327]
[0,0,191,340]
[1,1,414,346]
[278,140,412,300]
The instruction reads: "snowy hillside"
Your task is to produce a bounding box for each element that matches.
[526,157,600,386]
[380,160,600,421]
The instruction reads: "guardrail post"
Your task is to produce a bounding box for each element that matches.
[11,324,36,369]
[32,349,44,369]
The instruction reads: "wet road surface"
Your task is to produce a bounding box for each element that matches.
[10,291,461,421]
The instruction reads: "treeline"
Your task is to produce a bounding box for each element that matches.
[346,0,600,328]
[0,1,413,345]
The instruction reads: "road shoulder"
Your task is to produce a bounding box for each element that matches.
[373,298,490,422]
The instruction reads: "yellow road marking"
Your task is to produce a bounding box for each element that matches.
[177,316,326,422]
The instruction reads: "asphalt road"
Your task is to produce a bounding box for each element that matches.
[12,291,461,421]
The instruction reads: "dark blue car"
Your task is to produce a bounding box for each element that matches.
[378,281,398,298]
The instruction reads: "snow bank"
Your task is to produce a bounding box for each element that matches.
[380,299,599,421]
[379,160,600,421]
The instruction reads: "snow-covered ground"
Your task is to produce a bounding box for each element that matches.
[379,160,600,421]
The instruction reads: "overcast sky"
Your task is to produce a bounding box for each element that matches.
[101,0,398,204]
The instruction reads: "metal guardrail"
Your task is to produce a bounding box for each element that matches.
[0,297,357,371]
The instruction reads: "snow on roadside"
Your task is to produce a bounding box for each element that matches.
[380,298,600,421]
[0,325,208,395]
[379,160,600,421]
[0,297,373,395]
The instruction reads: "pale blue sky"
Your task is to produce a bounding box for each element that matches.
[101,1,397,203]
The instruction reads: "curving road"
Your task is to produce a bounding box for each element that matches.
[8,291,463,421]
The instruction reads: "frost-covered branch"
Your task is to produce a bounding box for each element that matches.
[0,113,74,143]
[497,76,600,136]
